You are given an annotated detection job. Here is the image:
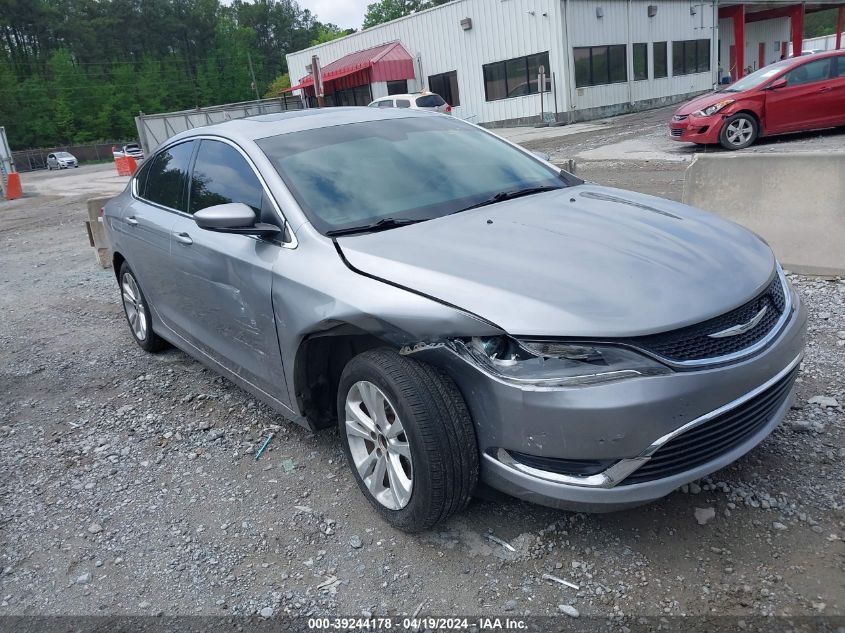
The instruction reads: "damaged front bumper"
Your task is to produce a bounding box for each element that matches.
[405,290,807,512]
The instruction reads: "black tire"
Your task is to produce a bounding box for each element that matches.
[719,113,758,150]
[118,261,168,353]
[337,348,478,532]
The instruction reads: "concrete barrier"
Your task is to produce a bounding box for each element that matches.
[84,197,113,268]
[683,153,845,276]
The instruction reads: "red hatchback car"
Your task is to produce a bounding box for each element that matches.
[670,50,845,150]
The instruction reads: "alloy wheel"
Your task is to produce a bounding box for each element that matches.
[121,272,148,341]
[344,380,413,510]
[726,118,753,147]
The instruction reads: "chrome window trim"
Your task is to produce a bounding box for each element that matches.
[131,135,298,249]
[496,351,802,489]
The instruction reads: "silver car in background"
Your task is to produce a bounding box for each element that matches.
[368,92,452,114]
[46,151,78,170]
[103,108,806,532]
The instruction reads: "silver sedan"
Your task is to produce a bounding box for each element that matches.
[103,108,806,531]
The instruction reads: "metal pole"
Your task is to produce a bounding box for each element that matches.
[247,52,261,101]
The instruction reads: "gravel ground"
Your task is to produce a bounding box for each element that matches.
[1,139,844,628]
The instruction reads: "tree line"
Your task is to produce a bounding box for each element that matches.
[0,0,351,150]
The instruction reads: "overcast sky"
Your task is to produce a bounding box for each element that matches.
[304,0,370,29]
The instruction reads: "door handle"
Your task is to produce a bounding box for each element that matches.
[818,86,832,93]
[126,216,139,226]
[174,232,193,245]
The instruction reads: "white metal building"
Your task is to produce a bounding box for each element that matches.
[286,0,845,127]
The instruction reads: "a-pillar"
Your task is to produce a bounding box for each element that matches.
[836,5,844,50]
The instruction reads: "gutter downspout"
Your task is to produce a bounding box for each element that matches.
[712,0,719,88]
[563,0,576,122]
[626,0,633,107]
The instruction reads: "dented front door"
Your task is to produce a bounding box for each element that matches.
[165,218,289,405]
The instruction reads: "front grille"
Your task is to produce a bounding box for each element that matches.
[670,128,684,137]
[621,367,798,485]
[625,275,786,363]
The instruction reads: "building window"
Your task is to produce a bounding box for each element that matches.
[386,80,407,95]
[482,52,550,101]
[654,41,668,78]
[672,39,710,75]
[573,45,627,87]
[327,84,373,107]
[428,70,460,106]
[633,43,648,80]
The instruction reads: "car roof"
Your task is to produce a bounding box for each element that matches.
[789,49,843,62]
[372,93,425,101]
[165,106,439,146]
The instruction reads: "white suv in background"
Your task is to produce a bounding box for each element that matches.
[368,92,452,114]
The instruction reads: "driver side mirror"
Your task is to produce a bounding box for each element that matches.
[194,203,281,237]
[768,78,787,90]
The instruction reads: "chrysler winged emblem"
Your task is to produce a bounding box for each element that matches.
[708,306,768,338]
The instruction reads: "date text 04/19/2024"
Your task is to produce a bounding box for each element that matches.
[306,617,529,630]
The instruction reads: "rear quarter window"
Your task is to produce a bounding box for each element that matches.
[416,94,445,107]
[377,100,394,108]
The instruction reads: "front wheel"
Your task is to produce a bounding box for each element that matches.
[719,113,758,150]
[338,349,478,532]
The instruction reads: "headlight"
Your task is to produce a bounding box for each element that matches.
[455,336,671,388]
[693,99,735,117]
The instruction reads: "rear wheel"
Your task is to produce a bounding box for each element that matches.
[338,349,478,532]
[118,262,168,353]
[719,113,758,150]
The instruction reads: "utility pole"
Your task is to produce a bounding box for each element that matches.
[247,52,260,101]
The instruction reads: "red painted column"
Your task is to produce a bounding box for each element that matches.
[836,5,844,50]
[734,6,745,78]
[791,4,805,57]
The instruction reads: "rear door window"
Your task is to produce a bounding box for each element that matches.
[416,94,445,107]
[143,141,195,211]
[395,99,411,108]
[834,55,845,78]
[189,140,264,219]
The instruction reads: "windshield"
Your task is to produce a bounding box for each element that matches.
[257,116,573,235]
[56,152,73,158]
[723,60,791,92]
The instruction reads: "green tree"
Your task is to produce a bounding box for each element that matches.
[311,24,354,46]
[264,72,290,97]
[0,0,343,150]
[362,0,449,29]
[804,8,840,38]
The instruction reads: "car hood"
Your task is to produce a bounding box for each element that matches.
[336,185,776,338]
[674,91,740,116]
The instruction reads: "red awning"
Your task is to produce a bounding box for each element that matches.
[285,41,415,92]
